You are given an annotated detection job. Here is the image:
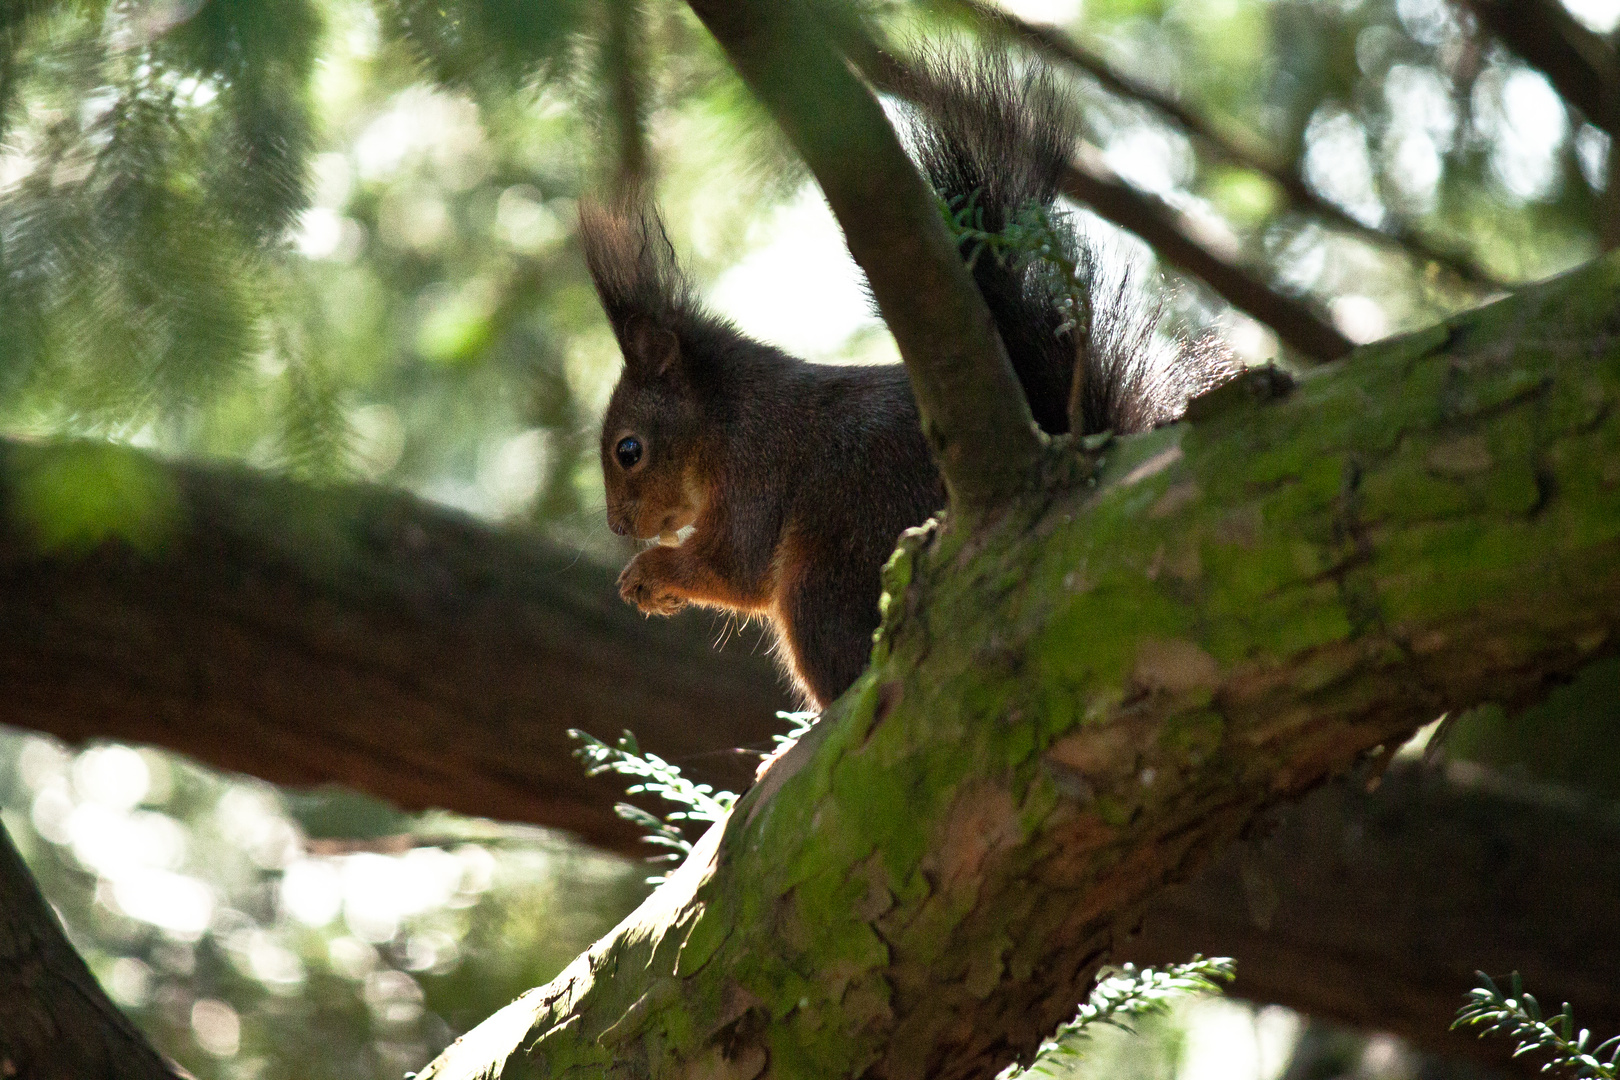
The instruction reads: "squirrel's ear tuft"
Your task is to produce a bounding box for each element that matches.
[625,315,681,379]
[579,198,696,358]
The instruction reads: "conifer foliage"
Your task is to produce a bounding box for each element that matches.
[1,1,316,416]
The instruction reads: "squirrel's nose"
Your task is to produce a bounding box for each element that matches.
[609,518,629,536]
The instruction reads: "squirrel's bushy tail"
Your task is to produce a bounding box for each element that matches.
[899,50,1233,436]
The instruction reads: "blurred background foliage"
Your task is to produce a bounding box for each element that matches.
[0,728,650,1078]
[2,0,1614,531]
[2,0,1619,1075]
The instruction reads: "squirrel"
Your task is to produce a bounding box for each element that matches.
[580,55,1233,710]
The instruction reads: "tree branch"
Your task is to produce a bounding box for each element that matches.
[684,0,1043,510]
[948,0,1505,289]
[3,442,1617,1062]
[1119,761,1620,1073]
[419,253,1620,1080]
[1460,0,1620,136]
[841,40,1356,362]
[0,439,793,854]
[1056,148,1356,360]
[602,0,649,191]
[0,820,185,1079]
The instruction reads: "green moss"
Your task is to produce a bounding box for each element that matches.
[1228,580,1352,658]
[1360,458,1477,522]
[675,901,731,978]
[1159,710,1226,762]
[10,442,185,555]
[1377,518,1547,625]
[1036,580,1194,687]
[1368,321,1452,370]
[825,756,929,880]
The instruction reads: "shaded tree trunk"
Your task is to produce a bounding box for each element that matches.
[0,820,183,1079]
[1120,761,1620,1073]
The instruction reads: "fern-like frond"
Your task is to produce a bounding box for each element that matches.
[1003,956,1236,1079]
[570,728,738,881]
[1455,973,1620,1080]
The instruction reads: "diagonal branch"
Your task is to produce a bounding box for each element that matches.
[947,0,1505,289]
[419,248,1620,1080]
[843,39,1356,361]
[1056,147,1356,360]
[1460,0,1620,136]
[0,820,185,1079]
[683,0,1044,511]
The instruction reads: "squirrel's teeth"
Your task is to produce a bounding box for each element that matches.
[657,529,681,547]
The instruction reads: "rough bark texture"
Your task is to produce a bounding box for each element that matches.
[0,820,183,1079]
[0,441,792,853]
[1120,760,1620,1072]
[684,0,1044,509]
[418,251,1620,1080]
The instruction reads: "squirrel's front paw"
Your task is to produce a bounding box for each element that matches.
[618,555,688,616]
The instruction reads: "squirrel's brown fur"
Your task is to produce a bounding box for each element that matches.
[582,55,1233,709]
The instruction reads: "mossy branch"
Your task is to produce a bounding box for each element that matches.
[420,255,1620,1080]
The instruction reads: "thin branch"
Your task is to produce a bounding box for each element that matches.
[684,0,1044,511]
[602,0,650,192]
[1057,147,1356,360]
[845,41,1355,361]
[948,0,1506,289]
[1459,0,1620,246]
[1459,0,1620,136]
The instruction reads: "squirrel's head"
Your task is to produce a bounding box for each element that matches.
[601,316,707,541]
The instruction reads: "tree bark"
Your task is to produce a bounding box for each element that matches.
[418,252,1620,1080]
[0,820,184,1080]
[2,444,1617,1060]
[0,440,793,854]
[1120,760,1620,1073]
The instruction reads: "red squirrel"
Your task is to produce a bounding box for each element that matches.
[581,57,1231,709]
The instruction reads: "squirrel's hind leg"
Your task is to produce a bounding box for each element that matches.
[775,560,884,712]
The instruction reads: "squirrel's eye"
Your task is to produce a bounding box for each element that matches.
[614,435,643,470]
